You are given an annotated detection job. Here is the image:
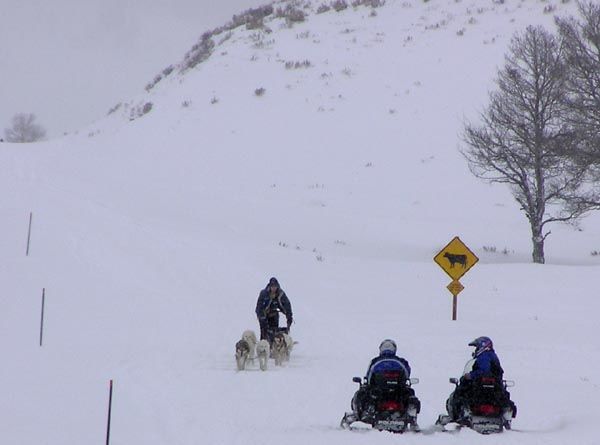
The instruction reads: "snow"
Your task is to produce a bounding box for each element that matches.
[1,0,599,444]
[0,0,268,136]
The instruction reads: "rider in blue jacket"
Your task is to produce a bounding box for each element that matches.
[446,336,514,421]
[351,339,420,426]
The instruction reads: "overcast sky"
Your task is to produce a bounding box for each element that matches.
[0,0,264,137]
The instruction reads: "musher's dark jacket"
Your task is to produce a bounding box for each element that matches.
[255,286,293,324]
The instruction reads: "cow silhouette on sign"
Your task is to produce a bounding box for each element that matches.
[443,252,467,269]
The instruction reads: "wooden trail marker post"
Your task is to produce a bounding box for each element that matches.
[434,236,479,320]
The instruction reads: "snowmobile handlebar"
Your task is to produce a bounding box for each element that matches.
[449,377,515,388]
[351,376,419,386]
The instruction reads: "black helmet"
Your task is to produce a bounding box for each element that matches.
[468,336,493,357]
[379,339,397,356]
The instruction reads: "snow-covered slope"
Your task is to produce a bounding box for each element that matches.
[1,1,598,444]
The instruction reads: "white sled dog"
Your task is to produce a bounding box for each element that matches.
[256,339,270,371]
[272,332,293,366]
[242,330,257,364]
[235,330,257,371]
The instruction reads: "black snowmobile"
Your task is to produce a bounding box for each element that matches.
[341,372,421,433]
[436,376,517,434]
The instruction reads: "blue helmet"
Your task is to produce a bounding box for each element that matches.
[469,336,493,357]
[379,339,397,356]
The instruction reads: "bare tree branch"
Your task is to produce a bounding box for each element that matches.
[462,26,597,263]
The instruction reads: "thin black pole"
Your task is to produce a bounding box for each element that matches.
[106,380,113,445]
[452,295,457,321]
[39,288,45,346]
[26,212,33,256]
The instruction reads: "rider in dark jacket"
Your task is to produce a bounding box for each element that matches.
[255,277,293,341]
[446,336,514,421]
[351,339,420,427]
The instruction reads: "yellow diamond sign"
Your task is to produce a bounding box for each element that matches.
[447,280,464,297]
[434,236,479,281]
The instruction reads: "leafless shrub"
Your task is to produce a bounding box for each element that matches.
[145,65,174,92]
[276,5,306,25]
[4,113,46,143]
[107,103,122,115]
[250,31,275,49]
[352,0,385,7]
[285,60,312,69]
[145,74,162,92]
[128,102,153,121]
[332,0,348,11]
[317,4,331,13]
[246,17,264,30]
[181,33,215,72]
[255,87,266,96]
[231,5,274,29]
[182,100,192,108]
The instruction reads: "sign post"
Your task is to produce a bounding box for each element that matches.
[434,236,478,320]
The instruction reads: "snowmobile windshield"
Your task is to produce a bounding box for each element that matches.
[462,358,475,376]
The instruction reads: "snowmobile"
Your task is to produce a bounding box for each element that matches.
[341,372,421,433]
[436,376,516,434]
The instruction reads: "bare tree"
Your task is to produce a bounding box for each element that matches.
[556,1,600,182]
[462,26,597,264]
[4,113,46,143]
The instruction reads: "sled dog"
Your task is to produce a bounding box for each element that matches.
[235,339,250,371]
[242,330,257,364]
[272,332,293,366]
[256,339,270,371]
